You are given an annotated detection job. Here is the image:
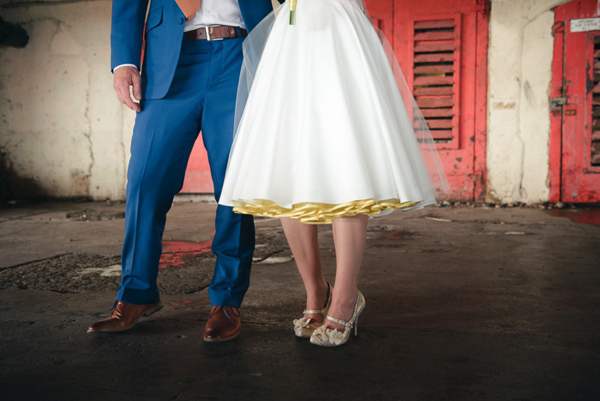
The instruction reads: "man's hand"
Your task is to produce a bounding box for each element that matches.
[113,66,142,112]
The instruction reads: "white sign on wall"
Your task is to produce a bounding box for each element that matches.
[571,18,600,32]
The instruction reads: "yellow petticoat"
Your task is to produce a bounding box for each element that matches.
[232,198,421,224]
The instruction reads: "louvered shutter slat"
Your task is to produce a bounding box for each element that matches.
[412,16,460,146]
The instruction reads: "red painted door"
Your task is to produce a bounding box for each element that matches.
[550,0,600,203]
[390,0,489,201]
[364,0,394,41]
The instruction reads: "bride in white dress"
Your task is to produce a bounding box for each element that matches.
[219,0,447,347]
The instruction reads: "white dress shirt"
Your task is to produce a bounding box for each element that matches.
[185,0,245,32]
[114,0,244,72]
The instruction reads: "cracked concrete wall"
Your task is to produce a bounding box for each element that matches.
[0,0,134,200]
[487,0,571,204]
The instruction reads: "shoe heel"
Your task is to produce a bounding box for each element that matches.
[144,303,163,317]
[354,317,359,337]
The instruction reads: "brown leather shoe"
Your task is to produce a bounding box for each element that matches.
[87,300,163,333]
[204,305,241,342]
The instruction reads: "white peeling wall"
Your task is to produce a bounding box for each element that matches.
[0,0,135,200]
[487,0,570,204]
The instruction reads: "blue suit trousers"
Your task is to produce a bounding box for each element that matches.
[118,37,255,307]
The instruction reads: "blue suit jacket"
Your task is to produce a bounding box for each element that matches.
[111,0,281,99]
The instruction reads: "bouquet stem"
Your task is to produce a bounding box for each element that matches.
[290,0,297,25]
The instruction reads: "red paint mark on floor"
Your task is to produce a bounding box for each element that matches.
[549,209,600,226]
[171,298,210,308]
[159,240,213,269]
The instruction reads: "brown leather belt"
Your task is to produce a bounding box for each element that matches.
[185,25,248,41]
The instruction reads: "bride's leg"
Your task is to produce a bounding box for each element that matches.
[326,214,368,330]
[281,217,329,322]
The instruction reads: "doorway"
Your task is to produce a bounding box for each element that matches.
[550,0,600,203]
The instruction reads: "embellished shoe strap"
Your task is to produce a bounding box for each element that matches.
[326,315,352,328]
[303,282,333,317]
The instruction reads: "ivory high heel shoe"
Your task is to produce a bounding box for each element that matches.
[293,282,333,338]
[309,291,366,347]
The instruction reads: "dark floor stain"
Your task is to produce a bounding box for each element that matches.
[548,208,600,225]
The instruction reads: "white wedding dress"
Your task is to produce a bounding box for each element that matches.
[218,0,447,224]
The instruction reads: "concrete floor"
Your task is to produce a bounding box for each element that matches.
[0,200,599,401]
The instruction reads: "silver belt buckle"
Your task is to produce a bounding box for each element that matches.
[205,26,223,41]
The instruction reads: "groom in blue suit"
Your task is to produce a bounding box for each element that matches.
[88,0,281,341]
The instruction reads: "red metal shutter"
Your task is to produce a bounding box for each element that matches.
[412,16,462,148]
[395,0,489,201]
